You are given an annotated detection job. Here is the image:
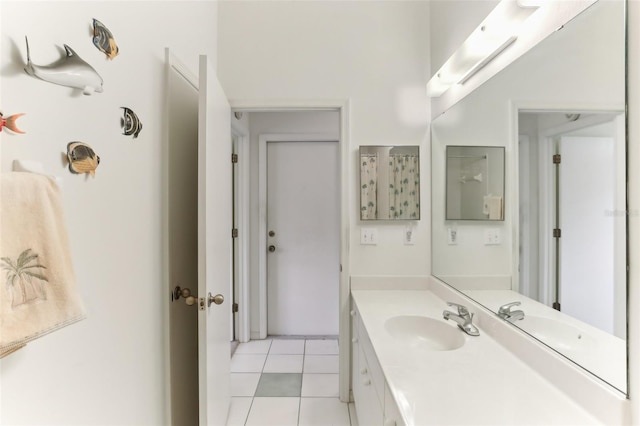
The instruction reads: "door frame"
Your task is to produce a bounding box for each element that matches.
[231,121,251,343]
[231,99,351,402]
[260,134,339,336]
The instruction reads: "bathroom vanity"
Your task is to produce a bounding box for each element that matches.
[350,277,627,425]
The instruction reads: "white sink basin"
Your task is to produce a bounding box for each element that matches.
[384,315,465,351]
[516,316,593,352]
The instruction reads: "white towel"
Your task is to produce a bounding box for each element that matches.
[1,172,86,357]
[483,194,503,220]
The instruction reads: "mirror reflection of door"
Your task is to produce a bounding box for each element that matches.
[558,134,615,332]
[518,111,626,339]
[266,140,340,335]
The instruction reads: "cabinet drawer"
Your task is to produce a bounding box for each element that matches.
[359,321,384,406]
[351,306,360,402]
[357,343,383,426]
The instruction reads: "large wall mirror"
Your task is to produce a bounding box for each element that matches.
[360,145,420,220]
[431,0,627,394]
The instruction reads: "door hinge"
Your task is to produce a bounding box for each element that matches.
[232,302,239,313]
[232,153,238,164]
[553,154,561,164]
[232,228,238,238]
[553,228,561,238]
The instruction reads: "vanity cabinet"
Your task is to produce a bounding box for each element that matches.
[384,383,405,426]
[351,306,406,426]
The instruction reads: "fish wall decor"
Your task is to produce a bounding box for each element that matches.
[66,142,100,176]
[92,18,119,60]
[121,107,142,138]
[24,36,104,96]
[0,112,26,134]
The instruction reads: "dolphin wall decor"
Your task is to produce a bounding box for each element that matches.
[24,36,104,96]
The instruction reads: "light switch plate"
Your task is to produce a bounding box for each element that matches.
[484,228,501,245]
[447,228,457,245]
[360,227,378,245]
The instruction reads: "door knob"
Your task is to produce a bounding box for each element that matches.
[173,286,198,306]
[268,245,276,253]
[208,293,224,307]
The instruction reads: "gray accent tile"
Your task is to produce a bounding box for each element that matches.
[255,373,303,397]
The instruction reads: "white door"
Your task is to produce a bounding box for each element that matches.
[266,141,340,336]
[197,55,232,425]
[559,136,614,333]
[167,50,199,426]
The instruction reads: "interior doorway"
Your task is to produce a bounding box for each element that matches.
[230,104,350,402]
[518,110,626,338]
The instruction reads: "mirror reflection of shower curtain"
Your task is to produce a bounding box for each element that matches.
[360,153,378,219]
[388,154,420,219]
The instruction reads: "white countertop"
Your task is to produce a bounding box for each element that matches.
[465,289,626,393]
[351,289,602,426]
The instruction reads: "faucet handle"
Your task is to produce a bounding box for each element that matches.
[447,302,470,316]
[498,301,521,314]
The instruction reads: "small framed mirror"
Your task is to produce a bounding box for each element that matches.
[359,145,420,220]
[445,146,505,221]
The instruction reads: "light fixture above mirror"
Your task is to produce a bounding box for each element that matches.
[427,0,541,98]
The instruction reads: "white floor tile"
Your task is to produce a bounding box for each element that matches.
[299,398,351,426]
[245,397,300,426]
[305,339,339,355]
[348,402,359,426]
[263,354,304,373]
[301,373,339,397]
[230,354,267,373]
[235,339,273,354]
[270,339,305,354]
[303,355,339,373]
[226,397,252,426]
[231,373,261,396]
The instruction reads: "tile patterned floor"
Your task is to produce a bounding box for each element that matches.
[226,338,357,426]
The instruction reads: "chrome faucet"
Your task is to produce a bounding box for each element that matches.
[443,302,480,336]
[498,301,525,323]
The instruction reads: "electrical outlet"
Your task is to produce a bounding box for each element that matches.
[447,228,457,245]
[484,228,501,245]
[360,228,378,245]
[404,224,415,245]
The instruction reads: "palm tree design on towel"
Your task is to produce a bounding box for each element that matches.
[1,249,49,308]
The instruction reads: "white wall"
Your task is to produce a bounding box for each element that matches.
[218,1,431,277]
[0,1,217,424]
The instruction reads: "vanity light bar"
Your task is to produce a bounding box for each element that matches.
[457,35,517,85]
[427,0,539,98]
